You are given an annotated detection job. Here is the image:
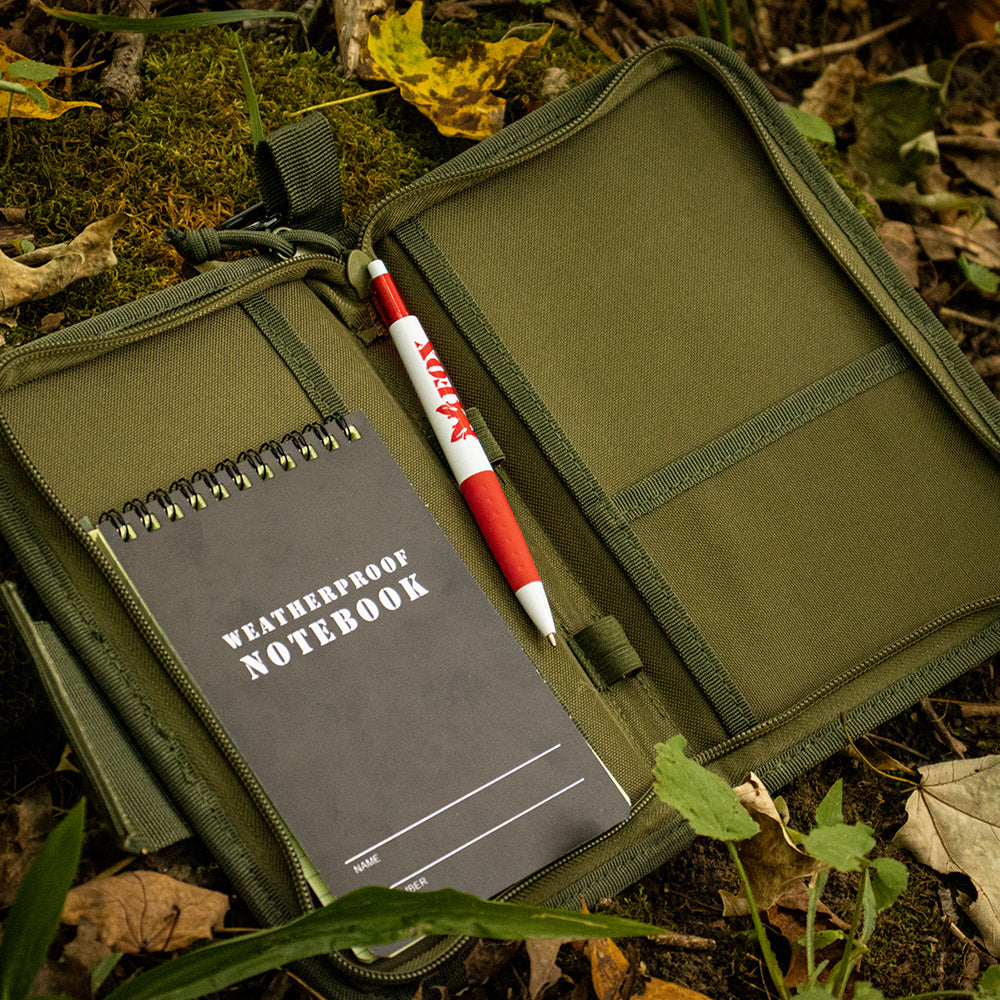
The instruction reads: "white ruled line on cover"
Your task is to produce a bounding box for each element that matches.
[345,744,563,865]
[388,777,586,889]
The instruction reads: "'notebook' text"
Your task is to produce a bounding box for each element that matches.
[219,548,430,678]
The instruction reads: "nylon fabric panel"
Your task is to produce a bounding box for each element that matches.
[1,296,325,518]
[381,242,731,753]
[629,370,1000,720]
[414,66,890,497]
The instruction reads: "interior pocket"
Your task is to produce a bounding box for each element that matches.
[627,367,1000,719]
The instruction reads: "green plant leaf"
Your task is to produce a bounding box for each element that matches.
[234,34,262,146]
[978,961,1000,998]
[848,60,950,188]
[8,58,58,82]
[25,87,48,110]
[793,987,837,999]
[869,856,908,913]
[0,799,86,1000]
[800,928,844,951]
[815,779,844,827]
[801,822,875,873]
[784,105,836,145]
[653,735,759,843]
[35,4,299,33]
[958,254,1000,294]
[851,983,887,1000]
[102,885,667,1000]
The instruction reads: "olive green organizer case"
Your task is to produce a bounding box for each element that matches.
[4,36,1000,998]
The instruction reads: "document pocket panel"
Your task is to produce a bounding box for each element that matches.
[627,369,1000,724]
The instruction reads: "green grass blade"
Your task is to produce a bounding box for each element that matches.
[34,4,299,33]
[103,886,668,1000]
[234,34,263,147]
[0,800,85,1000]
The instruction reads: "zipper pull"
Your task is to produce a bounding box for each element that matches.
[346,248,376,299]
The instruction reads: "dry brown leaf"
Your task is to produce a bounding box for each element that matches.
[525,939,564,999]
[894,755,1000,956]
[584,937,714,1000]
[0,212,127,309]
[914,222,1000,270]
[798,55,866,127]
[719,774,823,916]
[878,221,921,288]
[947,0,1000,43]
[61,870,229,953]
[0,788,56,908]
[765,882,850,990]
[463,938,521,983]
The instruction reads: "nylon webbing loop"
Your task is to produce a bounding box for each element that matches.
[254,112,345,236]
[574,616,643,689]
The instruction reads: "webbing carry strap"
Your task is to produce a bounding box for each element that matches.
[254,111,345,236]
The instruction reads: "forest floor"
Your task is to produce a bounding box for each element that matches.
[1,0,1000,998]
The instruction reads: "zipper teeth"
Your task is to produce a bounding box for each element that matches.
[695,592,1000,766]
[357,50,654,254]
[0,260,338,913]
[696,48,999,448]
[3,415,316,908]
[0,256,486,986]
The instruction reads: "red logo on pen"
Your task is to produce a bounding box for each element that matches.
[437,400,474,442]
[417,340,475,442]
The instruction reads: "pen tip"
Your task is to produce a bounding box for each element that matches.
[547,633,557,647]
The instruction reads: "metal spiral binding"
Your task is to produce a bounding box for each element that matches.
[97,417,361,542]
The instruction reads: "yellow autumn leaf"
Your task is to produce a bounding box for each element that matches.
[366,1,552,140]
[0,42,101,120]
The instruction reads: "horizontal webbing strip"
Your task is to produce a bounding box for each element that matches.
[613,341,911,521]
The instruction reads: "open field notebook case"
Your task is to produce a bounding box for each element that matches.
[2,36,1000,1000]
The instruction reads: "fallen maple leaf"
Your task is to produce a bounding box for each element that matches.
[365,1,552,139]
[61,870,230,953]
[584,936,714,1000]
[719,774,823,916]
[894,755,1000,956]
[0,42,100,120]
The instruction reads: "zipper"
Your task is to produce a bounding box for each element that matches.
[695,592,1000,767]
[676,42,1000,457]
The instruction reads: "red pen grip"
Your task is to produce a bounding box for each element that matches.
[459,470,540,592]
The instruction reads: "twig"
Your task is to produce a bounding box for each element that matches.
[650,930,717,950]
[939,307,1000,333]
[775,15,913,68]
[542,6,622,62]
[920,697,967,758]
[288,86,398,115]
[937,134,1000,154]
[99,0,150,114]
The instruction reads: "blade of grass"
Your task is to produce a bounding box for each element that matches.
[104,886,668,1000]
[33,4,299,32]
[234,34,262,147]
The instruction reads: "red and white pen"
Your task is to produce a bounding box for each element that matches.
[367,259,557,646]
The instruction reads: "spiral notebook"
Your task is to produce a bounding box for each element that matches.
[90,410,630,916]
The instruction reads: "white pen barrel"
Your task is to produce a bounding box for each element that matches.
[388,316,493,484]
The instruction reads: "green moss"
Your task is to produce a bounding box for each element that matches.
[0,27,466,342]
[810,138,879,228]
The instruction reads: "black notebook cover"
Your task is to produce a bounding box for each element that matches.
[93,411,629,907]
